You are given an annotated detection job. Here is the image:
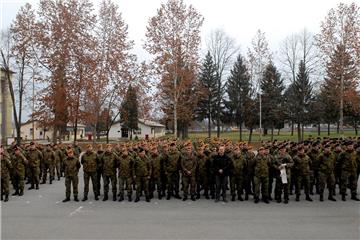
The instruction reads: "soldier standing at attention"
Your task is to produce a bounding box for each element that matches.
[41,144,56,184]
[318,144,336,202]
[164,142,181,200]
[133,147,151,202]
[180,143,197,201]
[273,145,293,204]
[100,144,118,201]
[253,147,270,204]
[1,145,12,202]
[62,149,81,202]
[81,144,99,201]
[26,142,43,190]
[118,147,134,202]
[213,145,231,203]
[149,146,163,200]
[339,141,359,201]
[293,146,313,202]
[11,146,28,196]
[230,145,245,201]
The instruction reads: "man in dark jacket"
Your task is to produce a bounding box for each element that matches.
[212,145,231,203]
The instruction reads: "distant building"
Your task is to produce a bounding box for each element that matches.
[109,119,165,140]
[0,68,15,145]
[20,120,86,141]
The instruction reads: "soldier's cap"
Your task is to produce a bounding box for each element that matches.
[30,141,35,145]
[258,147,265,151]
[297,146,304,151]
[170,142,176,147]
[345,141,353,146]
[138,147,146,153]
[279,145,287,150]
[324,144,331,149]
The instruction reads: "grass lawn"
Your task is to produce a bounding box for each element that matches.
[188,130,358,142]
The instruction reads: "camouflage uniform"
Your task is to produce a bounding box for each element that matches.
[101,151,118,200]
[273,152,293,203]
[149,153,163,199]
[163,149,181,198]
[118,153,133,200]
[318,151,336,201]
[244,150,256,200]
[133,155,151,201]
[253,153,270,202]
[180,151,197,200]
[293,153,312,201]
[63,155,81,200]
[81,150,99,200]
[196,152,211,199]
[339,150,358,200]
[1,151,12,201]
[11,151,27,195]
[42,147,56,184]
[230,151,245,201]
[26,148,43,189]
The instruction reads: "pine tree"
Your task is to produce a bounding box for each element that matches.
[293,60,313,141]
[225,54,252,141]
[120,85,138,140]
[196,51,217,137]
[261,63,285,140]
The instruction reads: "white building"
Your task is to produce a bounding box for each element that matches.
[21,120,86,141]
[109,119,165,140]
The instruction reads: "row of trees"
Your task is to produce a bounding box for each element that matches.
[1,0,359,144]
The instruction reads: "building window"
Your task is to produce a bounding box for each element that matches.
[39,131,42,136]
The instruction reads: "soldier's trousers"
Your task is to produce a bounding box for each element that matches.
[83,171,98,197]
[1,176,10,195]
[182,174,196,197]
[254,176,269,199]
[310,169,320,194]
[12,174,25,192]
[318,172,335,195]
[149,176,162,195]
[196,172,209,196]
[55,162,61,179]
[135,176,149,198]
[29,167,40,186]
[119,176,133,197]
[215,175,228,199]
[97,169,103,194]
[340,170,357,195]
[296,174,310,196]
[42,162,54,182]
[275,177,289,200]
[166,171,180,195]
[244,173,255,195]
[230,175,243,197]
[65,175,78,198]
[103,174,117,196]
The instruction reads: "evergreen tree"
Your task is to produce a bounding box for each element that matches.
[293,60,313,141]
[196,51,217,137]
[120,85,138,140]
[260,63,285,140]
[225,54,252,141]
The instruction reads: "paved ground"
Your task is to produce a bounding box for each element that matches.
[1,172,359,240]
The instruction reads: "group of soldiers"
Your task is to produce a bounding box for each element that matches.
[1,137,359,204]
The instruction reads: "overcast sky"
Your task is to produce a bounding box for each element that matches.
[1,0,355,60]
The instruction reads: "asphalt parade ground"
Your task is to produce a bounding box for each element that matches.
[1,170,359,240]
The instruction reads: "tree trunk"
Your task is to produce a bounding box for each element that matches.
[354,120,358,135]
[291,120,294,136]
[239,123,242,141]
[336,121,339,134]
[248,128,253,143]
[297,123,301,142]
[216,116,220,138]
[327,123,330,136]
[317,123,321,136]
[208,116,211,138]
[271,126,274,141]
[277,128,280,135]
[301,124,304,141]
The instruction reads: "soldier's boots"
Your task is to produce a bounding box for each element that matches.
[4,194,9,202]
[166,193,171,200]
[342,194,346,201]
[351,194,360,201]
[214,198,220,203]
[204,192,209,199]
[276,197,282,203]
[62,197,70,202]
[284,199,289,204]
[306,195,313,202]
[146,197,150,202]
[238,195,243,201]
[174,193,181,199]
[158,192,162,200]
[223,197,228,203]
[254,197,259,204]
[118,195,124,202]
[103,193,108,201]
[95,195,99,201]
[50,179,52,184]
[58,176,61,181]
[245,193,249,201]
[231,195,236,201]
[134,196,140,202]
[191,195,196,201]
[263,198,269,204]
[40,180,46,184]
[328,194,336,201]
[28,185,34,190]
[320,194,324,202]
[113,195,117,201]
[12,190,19,196]
[128,195,132,202]
[74,196,79,202]
[295,194,300,201]
[36,184,39,190]
[82,196,88,202]
[182,196,187,201]
[19,190,24,196]
[1,194,3,201]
